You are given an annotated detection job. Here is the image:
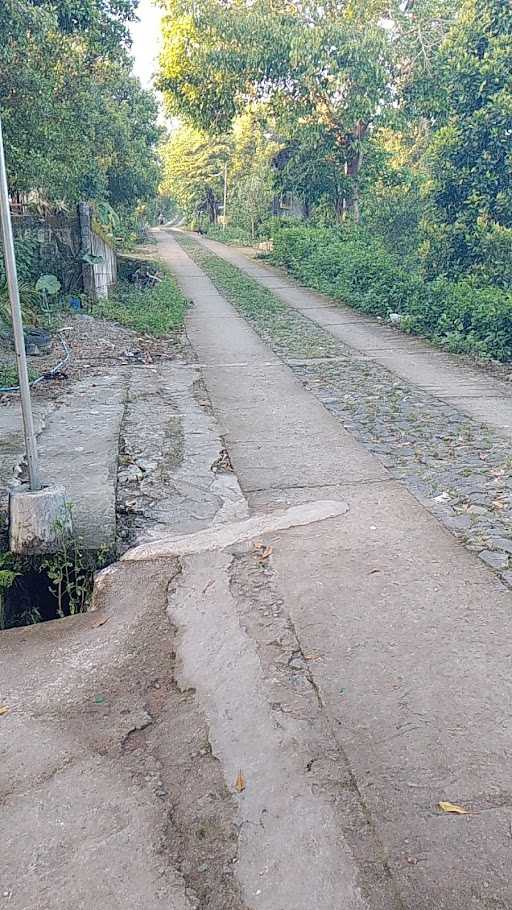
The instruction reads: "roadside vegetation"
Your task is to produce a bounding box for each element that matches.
[271,225,512,362]
[0,0,161,230]
[94,260,188,335]
[158,0,512,362]
[0,0,166,334]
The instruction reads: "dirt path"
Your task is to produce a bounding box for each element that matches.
[147,230,512,910]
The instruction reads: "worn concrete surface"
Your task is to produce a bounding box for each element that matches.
[152,230,512,908]
[4,228,512,910]
[0,401,50,537]
[0,374,126,549]
[117,361,247,549]
[124,499,348,560]
[177,234,512,589]
[1,560,189,909]
[197,235,512,437]
[37,374,127,548]
[0,559,252,910]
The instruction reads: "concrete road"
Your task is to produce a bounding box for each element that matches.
[145,231,512,909]
[3,231,512,910]
[197,234,512,438]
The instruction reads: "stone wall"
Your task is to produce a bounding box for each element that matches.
[11,212,82,293]
[11,205,117,300]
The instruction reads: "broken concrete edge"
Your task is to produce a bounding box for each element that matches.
[8,483,72,555]
[118,500,350,562]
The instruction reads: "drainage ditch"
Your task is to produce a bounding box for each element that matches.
[0,548,113,631]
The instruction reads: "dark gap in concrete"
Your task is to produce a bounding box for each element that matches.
[1,548,113,631]
[3,568,72,628]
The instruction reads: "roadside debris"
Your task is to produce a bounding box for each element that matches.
[211,447,234,473]
[234,770,246,792]
[438,801,469,815]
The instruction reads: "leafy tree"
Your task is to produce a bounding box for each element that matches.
[158,0,393,219]
[160,125,230,224]
[26,0,138,49]
[0,0,161,212]
[227,111,277,237]
[421,0,512,283]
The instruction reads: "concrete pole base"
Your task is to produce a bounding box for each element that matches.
[8,484,73,556]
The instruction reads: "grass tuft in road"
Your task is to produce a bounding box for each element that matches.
[95,260,188,336]
[176,234,339,359]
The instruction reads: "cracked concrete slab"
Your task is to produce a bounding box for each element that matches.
[0,558,252,910]
[122,499,348,560]
[169,549,371,910]
[116,361,248,548]
[37,374,127,548]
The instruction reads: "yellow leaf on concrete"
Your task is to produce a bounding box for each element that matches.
[438,801,468,815]
[234,770,246,792]
[0,706,9,716]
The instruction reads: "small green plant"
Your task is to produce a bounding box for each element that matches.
[0,364,40,389]
[0,508,113,630]
[42,506,112,618]
[42,511,86,617]
[0,554,20,631]
[35,273,62,331]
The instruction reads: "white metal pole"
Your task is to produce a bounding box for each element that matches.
[0,116,41,491]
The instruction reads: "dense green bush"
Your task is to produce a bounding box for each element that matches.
[271,224,512,361]
[205,224,254,245]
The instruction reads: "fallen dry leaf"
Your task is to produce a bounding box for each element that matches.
[95,617,110,628]
[0,706,9,716]
[438,801,468,815]
[234,770,246,793]
[256,545,273,561]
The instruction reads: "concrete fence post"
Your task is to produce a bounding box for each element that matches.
[78,202,96,301]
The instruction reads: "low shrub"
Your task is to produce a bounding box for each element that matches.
[271,224,512,361]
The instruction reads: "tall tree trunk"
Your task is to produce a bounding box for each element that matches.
[344,122,366,224]
[346,148,363,224]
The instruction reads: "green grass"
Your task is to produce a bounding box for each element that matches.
[177,234,339,359]
[95,264,188,336]
[0,364,40,389]
[178,235,282,319]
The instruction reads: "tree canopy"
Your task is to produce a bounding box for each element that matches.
[158,0,512,290]
[158,0,393,217]
[0,0,161,213]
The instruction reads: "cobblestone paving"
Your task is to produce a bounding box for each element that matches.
[177,235,512,588]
